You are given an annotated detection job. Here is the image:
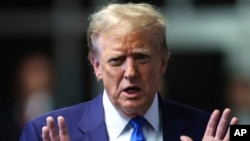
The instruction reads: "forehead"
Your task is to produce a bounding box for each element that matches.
[97,28,158,52]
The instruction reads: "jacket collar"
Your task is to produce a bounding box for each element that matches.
[78,94,109,140]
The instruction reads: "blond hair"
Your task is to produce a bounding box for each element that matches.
[87,3,168,59]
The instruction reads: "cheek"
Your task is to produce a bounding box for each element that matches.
[102,66,123,82]
[140,63,162,86]
[102,66,124,93]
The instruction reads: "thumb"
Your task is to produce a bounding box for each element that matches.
[180,135,193,141]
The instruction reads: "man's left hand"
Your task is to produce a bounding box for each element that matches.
[180,108,238,141]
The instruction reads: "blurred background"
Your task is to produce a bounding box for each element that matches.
[1,0,250,140]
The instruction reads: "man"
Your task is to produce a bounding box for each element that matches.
[20,3,238,141]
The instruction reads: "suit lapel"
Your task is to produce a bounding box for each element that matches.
[159,95,188,141]
[78,94,109,141]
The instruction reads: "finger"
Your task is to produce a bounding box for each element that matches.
[223,117,238,141]
[215,108,231,139]
[58,116,70,141]
[180,135,193,141]
[204,109,220,137]
[230,117,238,125]
[47,116,60,141]
[42,126,50,141]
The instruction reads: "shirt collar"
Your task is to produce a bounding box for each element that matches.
[103,90,130,140]
[103,89,160,139]
[144,92,160,132]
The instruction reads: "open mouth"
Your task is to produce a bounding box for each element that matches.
[123,86,141,94]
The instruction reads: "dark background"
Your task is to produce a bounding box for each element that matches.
[1,0,249,140]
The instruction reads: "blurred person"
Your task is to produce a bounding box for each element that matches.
[12,52,55,129]
[20,3,238,141]
[227,75,250,124]
[1,52,55,141]
[17,53,55,126]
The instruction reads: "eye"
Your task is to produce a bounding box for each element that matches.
[108,57,124,66]
[135,54,150,63]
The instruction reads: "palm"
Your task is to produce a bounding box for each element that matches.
[181,108,238,141]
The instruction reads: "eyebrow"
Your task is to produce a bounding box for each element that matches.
[132,48,152,54]
[108,45,153,56]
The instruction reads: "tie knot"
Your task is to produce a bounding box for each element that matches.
[129,116,146,129]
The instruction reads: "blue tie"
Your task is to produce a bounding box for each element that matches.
[129,116,146,141]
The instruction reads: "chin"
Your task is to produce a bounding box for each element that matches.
[122,108,139,117]
[121,103,143,116]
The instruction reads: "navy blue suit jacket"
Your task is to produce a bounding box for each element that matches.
[20,94,210,141]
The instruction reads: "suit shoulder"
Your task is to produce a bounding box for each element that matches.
[25,94,102,129]
[161,99,211,140]
[20,94,103,140]
[163,99,210,118]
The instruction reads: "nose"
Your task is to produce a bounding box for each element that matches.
[123,58,138,81]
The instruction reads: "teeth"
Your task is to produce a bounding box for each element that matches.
[124,87,140,93]
[126,89,138,93]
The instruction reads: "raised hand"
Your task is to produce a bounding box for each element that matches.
[42,116,71,141]
[180,108,238,141]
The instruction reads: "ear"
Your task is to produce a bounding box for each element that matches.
[90,55,103,80]
[160,50,168,75]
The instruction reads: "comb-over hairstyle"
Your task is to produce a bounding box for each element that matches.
[87,3,168,60]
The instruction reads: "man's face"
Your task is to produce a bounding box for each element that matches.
[91,28,167,117]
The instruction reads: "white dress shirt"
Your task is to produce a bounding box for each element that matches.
[103,90,163,141]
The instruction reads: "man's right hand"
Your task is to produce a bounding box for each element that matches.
[42,116,70,141]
